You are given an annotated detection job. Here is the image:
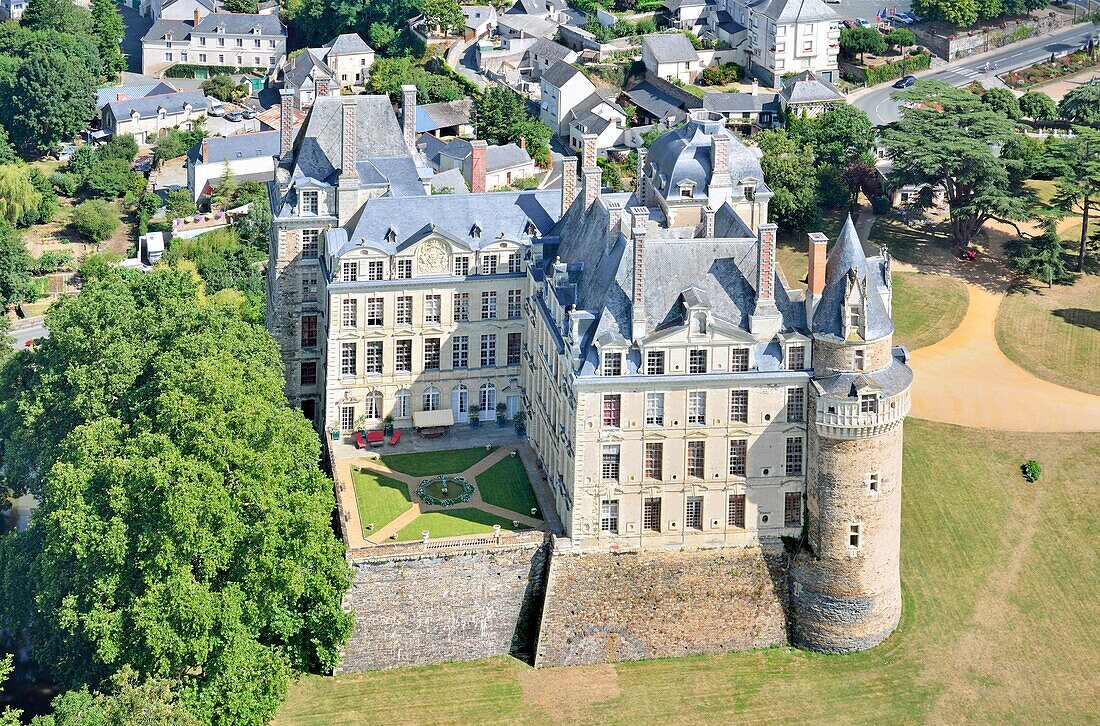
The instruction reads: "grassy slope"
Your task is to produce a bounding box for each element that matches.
[476,456,541,516]
[350,469,412,535]
[394,509,532,542]
[378,446,495,477]
[277,420,1100,725]
[891,271,969,350]
[995,275,1100,396]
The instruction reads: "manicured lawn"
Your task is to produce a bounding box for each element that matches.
[995,275,1100,396]
[869,214,955,265]
[393,509,532,542]
[475,456,541,517]
[891,271,969,350]
[379,447,495,477]
[277,419,1100,724]
[350,469,412,536]
[775,208,848,290]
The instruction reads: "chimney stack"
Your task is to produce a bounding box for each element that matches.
[583,166,601,209]
[629,206,649,341]
[702,205,715,238]
[709,131,733,208]
[279,88,294,161]
[605,198,623,253]
[193,7,200,25]
[751,79,759,96]
[201,138,209,163]
[470,140,488,193]
[806,231,828,321]
[750,222,782,337]
[317,77,329,99]
[517,136,526,150]
[401,84,417,153]
[635,147,647,201]
[581,132,597,169]
[341,97,357,181]
[561,155,577,215]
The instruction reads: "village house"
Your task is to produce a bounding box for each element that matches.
[186,130,281,203]
[540,62,598,136]
[141,11,287,77]
[100,89,212,146]
[438,139,536,191]
[702,81,781,134]
[718,0,840,86]
[641,33,704,84]
[778,69,845,117]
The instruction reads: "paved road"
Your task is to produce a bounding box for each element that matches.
[853,22,1100,125]
[9,323,48,350]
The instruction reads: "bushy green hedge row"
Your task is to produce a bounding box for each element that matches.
[864,52,932,86]
[164,64,265,78]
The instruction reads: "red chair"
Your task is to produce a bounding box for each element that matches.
[366,431,384,447]
[389,430,402,446]
[354,432,367,449]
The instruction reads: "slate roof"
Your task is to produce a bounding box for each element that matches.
[193,13,285,36]
[702,91,780,114]
[647,111,767,195]
[323,33,373,55]
[143,19,190,42]
[541,61,585,89]
[814,360,912,399]
[335,189,561,257]
[187,130,279,166]
[623,81,688,122]
[780,70,845,104]
[430,167,469,194]
[497,13,558,37]
[417,133,450,168]
[283,49,331,89]
[439,139,533,172]
[415,99,473,133]
[747,0,839,22]
[811,216,893,341]
[95,82,177,110]
[528,37,572,61]
[105,90,210,121]
[570,111,612,136]
[642,33,700,64]
[289,95,412,185]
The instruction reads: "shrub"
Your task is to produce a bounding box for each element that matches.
[71,199,121,242]
[83,158,145,200]
[50,171,80,196]
[872,195,892,214]
[31,249,75,274]
[1022,459,1042,482]
[863,52,932,86]
[698,62,743,86]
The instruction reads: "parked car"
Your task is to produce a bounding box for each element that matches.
[842,18,855,28]
[209,101,226,117]
[132,154,153,173]
[242,108,257,120]
[904,11,922,21]
[224,111,244,122]
[893,75,917,88]
[856,17,872,27]
[892,13,913,24]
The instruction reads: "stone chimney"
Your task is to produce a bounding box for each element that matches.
[702,205,715,238]
[317,77,329,98]
[709,131,733,208]
[517,136,526,150]
[201,138,210,163]
[193,7,200,25]
[340,97,357,180]
[635,147,647,202]
[583,166,601,210]
[629,206,649,341]
[401,84,417,153]
[751,79,759,96]
[116,92,126,101]
[605,198,623,253]
[279,88,294,161]
[581,133,597,169]
[750,222,782,337]
[806,231,828,321]
[561,155,577,215]
[470,140,488,193]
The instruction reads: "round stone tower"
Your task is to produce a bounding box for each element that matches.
[789,217,912,653]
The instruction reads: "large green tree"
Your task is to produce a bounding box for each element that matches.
[1050,127,1100,273]
[367,56,465,103]
[1018,90,1057,120]
[881,80,1029,247]
[473,84,552,166]
[19,0,91,35]
[422,0,464,36]
[839,27,885,62]
[808,104,874,167]
[3,51,96,155]
[282,0,423,51]
[36,667,201,726]
[0,267,353,725]
[0,165,42,225]
[1057,80,1100,124]
[980,86,1021,120]
[756,128,820,230]
[90,0,127,79]
[0,222,34,306]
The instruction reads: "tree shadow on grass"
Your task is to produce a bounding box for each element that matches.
[1053,308,1100,332]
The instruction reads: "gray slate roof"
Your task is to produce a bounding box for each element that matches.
[143,19,190,42]
[105,90,210,121]
[187,130,279,166]
[324,33,373,55]
[95,82,177,110]
[283,49,331,89]
[193,13,285,36]
[440,138,532,172]
[289,95,412,185]
[430,167,469,194]
[623,81,688,122]
[417,133,450,168]
[570,111,612,136]
[703,91,780,114]
[748,0,839,22]
[780,70,845,104]
[642,33,700,64]
[421,99,473,130]
[528,37,572,61]
[815,361,912,399]
[541,61,585,89]
[647,112,766,195]
[811,215,893,341]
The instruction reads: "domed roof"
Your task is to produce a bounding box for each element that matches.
[647,110,764,200]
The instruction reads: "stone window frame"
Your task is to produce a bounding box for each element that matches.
[365,298,383,327]
[730,347,750,372]
[785,436,804,476]
[341,298,357,329]
[644,442,663,481]
[601,394,621,428]
[481,290,497,320]
[395,258,413,280]
[688,348,708,374]
[423,338,441,370]
[395,339,412,373]
[601,445,620,482]
[452,335,469,369]
[859,393,879,414]
[454,292,470,322]
[642,496,662,532]
[686,440,705,479]
[684,496,703,530]
[600,498,619,533]
[507,332,522,366]
[339,342,357,376]
[645,391,665,426]
[730,389,749,423]
[866,471,880,495]
[602,350,623,376]
[424,295,442,324]
[364,341,383,375]
[786,344,806,371]
[854,348,866,371]
[786,386,805,422]
[365,260,384,281]
[454,255,470,276]
[645,350,665,375]
[727,493,746,528]
[729,438,748,477]
[784,491,802,527]
[848,522,862,552]
[480,333,496,368]
[687,390,707,425]
[395,296,413,326]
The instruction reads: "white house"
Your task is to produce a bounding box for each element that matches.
[141,12,287,77]
[320,33,375,89]
[778,69,845,117]
[282,49,336,109]
[438,139,537,191]
[101,90,212,146]
[719,0,840,86]
[641,33,703,84]
[540,61,597,136]
[566,90,627,153]
[186,130,280,203]
[663,0,709,33]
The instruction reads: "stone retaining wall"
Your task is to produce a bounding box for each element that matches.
[535,545,789,667]
[336,544,550,672]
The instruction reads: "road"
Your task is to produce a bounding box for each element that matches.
[852,22,1100,125]
[9,321,48,350]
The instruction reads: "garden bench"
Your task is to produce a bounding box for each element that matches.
[389,430,402,446]
[354,432,367,449]
[366,431,384,447]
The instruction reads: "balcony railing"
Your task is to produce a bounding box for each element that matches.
[814,389,910,439]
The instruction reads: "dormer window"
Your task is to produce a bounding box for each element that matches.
[384,227,397,244]
[300,190,319,215]
[470,222,481,238]
[743,183,755,201]
[680,181,695,199]
[602,351,622,376]
[252,26,261,34]
[690,312,707,334]
[859,394,879,414]
[848,304,861,329]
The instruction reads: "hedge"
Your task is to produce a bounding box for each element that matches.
[864,52,932,86]
[164,64,266,78]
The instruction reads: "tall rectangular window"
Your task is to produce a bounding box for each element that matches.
[507,333,521,365]
[454,256,470,276]
[300,315,317,347]
[340,342,356,375]
[300,190,318,214]
[643,497,662,532]
[600,499,619,533]
[785,436,803,476]
[365,260,384,281]
[688,391,707,425]
[452,335,469,368]
[688,349,708,373]
[788,345,806,370]
[481,254,498,275]
[854,348,865,371]
[731,348,750,372]
[300,229,320,256]
[364,341,382,374]
[784,492,802,526]
[424,295,441,324]
[454,292,470,322]
[507,251,522,273]
[395,339,412,373]
[687,441,705,478]
[424,338,441,370]
[602,394,621,428]
[299,361,317,386]
[480,334,496,367]
[729,439,747,476]
[365,298,383,326]
[645,392,664,426]
[685,496,703,530]
[395,258,412,279]
[341,298,357,328]
[728,494,745,528]
[341,261,358,282]
[602,352,622,376]
[787,387,805,422]
[395,296,412,325]
[646,350,665,375]
[601,445,620,481]
[849,524,861,549]
[730,389,748,423]
[481,291,497,319]
[507,289,522,319]
[860,394,878,413]
[301,273,319,301]
[644,442,663,480]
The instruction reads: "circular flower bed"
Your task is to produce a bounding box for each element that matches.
[416,475,474,507]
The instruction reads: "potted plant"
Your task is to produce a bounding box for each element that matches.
[513,410,526,437]
[468,404,481,428]
[383,413,394,437]
[496,402,508,428]
[353,414,367,436]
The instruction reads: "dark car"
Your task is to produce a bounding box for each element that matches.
[224,111,244,122]
[893,75,917,89]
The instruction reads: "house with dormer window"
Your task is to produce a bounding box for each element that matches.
[141,11,286,76]
[101,90,212,146]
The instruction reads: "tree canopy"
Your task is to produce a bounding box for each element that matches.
[1049,127,1100,273]
[806,104,875,168]
[756,128,820,231]
[367,56,466,104]
[839,27,885,62]
[0,222,35,307]
[473,85,553,167]
[0,267,353,725]
[1,50,96,154]
[980,86,1021,120]
[1018,90,1057,120]
[90,0,127,79]
[913,0,1046,28]
[281,0,423,52]
[422,0,464,36]
[1057,80,1100,124]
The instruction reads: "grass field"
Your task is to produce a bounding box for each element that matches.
[995,275,1100,396]
[775,208,847,289]
[394,509,532,542]
[476,456,541,516]
[379,446,495,477]
[350,469,412,535]
[891,272,969,350]
[869,215,956,265]
[277,419,1100,725]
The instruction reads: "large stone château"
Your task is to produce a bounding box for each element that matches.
[267,90,911,657]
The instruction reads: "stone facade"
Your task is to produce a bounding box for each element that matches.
[536,546,789,666]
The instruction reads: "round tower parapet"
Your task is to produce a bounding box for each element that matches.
[812,334,894,376]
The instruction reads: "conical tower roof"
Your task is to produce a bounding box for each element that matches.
[811,215,893,341]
